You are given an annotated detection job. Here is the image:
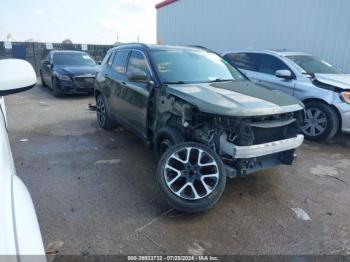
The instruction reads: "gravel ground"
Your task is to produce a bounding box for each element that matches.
[5,84,350,256]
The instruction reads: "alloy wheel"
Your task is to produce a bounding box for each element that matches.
[96,96,106,127]
[301,108,327,136]
[163,146,219,200]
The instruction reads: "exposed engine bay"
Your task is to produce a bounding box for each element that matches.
[185,110,304,177]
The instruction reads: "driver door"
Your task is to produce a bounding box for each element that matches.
[253,54,296,96]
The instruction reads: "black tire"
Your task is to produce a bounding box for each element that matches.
[40,71,47,87]
[301,102,339,141]
[154,126,185,160]
[96,94,114,129]
[52,78,62,97]
[156,142,226,213]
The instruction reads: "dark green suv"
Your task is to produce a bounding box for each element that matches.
[94,44,305,212]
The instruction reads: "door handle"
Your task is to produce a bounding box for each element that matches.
[121,81,127,85]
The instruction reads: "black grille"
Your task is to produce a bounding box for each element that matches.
[74,77,95,89]
[228,119,298,146]
[251,121,298,144]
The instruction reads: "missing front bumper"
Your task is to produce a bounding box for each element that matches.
[220,134,304,159]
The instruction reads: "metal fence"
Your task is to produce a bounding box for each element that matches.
[0,41,113,74]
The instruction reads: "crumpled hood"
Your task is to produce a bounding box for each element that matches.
[314,73,350,90]
[55,65,97,76]
[167,80,304,116]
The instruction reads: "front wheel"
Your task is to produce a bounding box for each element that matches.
[156,142,226,213]
[52,78,62,97]
[301,102,339,141]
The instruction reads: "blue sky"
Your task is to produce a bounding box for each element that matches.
[0,0,160,44]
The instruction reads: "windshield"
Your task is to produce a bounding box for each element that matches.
[53,53,96,66]
[287,55,341,74]
[150,50,245,84]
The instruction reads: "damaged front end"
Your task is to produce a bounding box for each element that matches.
[182,109,304,178]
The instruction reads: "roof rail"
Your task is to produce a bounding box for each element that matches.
[116,43,149,49]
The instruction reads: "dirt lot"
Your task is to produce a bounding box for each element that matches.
[5,84,350,255]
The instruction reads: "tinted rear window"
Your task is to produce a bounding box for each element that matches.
[223,53,260,71]
[224,53,290,75]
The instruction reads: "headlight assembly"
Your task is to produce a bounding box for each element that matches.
[340,91,350,104]
[56,74,71,81]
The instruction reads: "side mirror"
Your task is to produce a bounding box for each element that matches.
[127,71,148,82]
[0,59,37,96]
[275,70,293,79]
[97,60,102,65]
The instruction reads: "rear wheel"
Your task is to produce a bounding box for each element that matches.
[156,142,226,213]
[96,94,114,129]
[301,102,339,141]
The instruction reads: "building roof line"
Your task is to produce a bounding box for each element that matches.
[155,0,178,9]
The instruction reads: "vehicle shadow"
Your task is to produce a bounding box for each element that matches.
[328,133,350,147]
[36,81,94,101]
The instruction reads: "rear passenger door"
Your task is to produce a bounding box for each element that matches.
[121,50,153,137]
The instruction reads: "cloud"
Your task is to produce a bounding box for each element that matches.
[98,0,159,43]
[98,18,119,31]
[32,8,44,15]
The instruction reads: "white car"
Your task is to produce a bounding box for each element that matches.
[0,59,45,258]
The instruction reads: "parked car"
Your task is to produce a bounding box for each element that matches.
[0,59,45,257]
[222,49,350,141]
[39,50,97,97]
[94,44,305,212]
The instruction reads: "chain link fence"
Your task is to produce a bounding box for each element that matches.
[0,41,114,74]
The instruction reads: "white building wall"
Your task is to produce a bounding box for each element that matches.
[157,0,350,72]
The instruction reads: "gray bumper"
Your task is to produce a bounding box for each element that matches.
[220,134,304,159]
[334,102,350,133]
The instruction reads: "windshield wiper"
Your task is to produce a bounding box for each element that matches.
[208,78,234,83]
[163,81,188,85]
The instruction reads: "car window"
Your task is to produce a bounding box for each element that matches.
[258,54,290,75]
[107,52,115,67]
[286,55,341,74]
[223,53,260,71]
[53,53,96,66]
[111,50,129,74]
[126,51,151,79]
[151,50,245,84]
